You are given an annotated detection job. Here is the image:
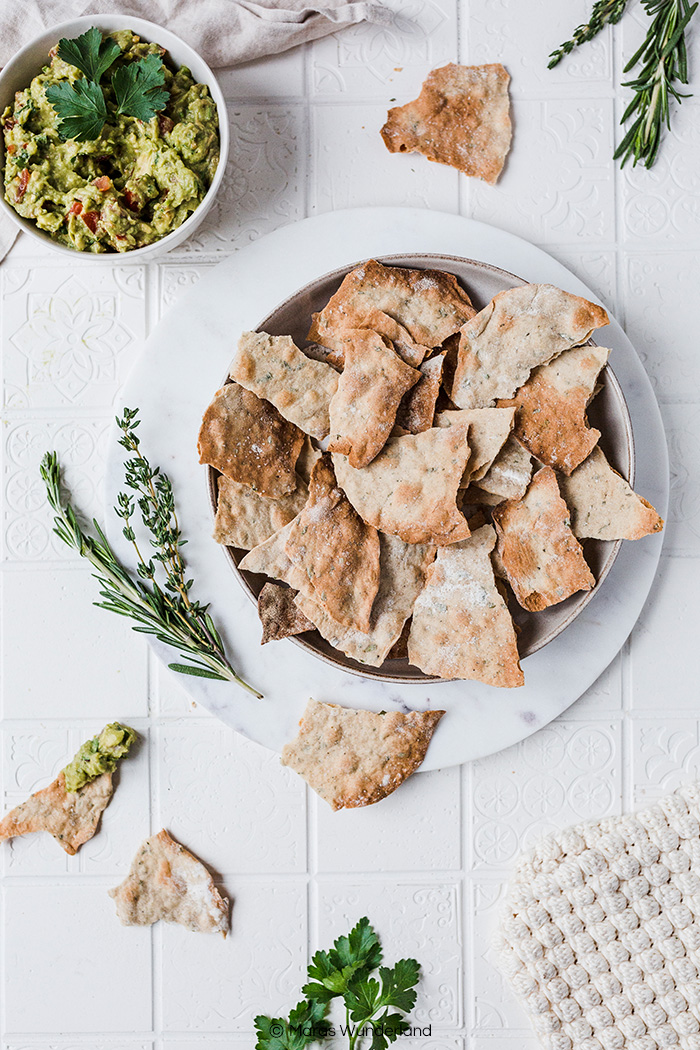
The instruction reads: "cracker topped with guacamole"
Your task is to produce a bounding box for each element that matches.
[1,28,220,252]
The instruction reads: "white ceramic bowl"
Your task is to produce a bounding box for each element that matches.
[0,14,229,261]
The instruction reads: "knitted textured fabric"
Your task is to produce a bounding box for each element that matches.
[497,784,700,1050]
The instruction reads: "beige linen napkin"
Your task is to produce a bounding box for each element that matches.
[0,0,393,259]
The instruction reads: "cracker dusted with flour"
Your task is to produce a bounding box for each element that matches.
[239,519,309,592]
[230,331,338,440]
[109,829,229,934]
[258,582,315,644]
[477,435,533,500]
[328,328,420,467]
[318,310,432,369]
[451,284,610,409]
[281,699,444,810]
[0,771,114,855]
[333,424,471,546]
[408,525,523,687]
[198,382,304,498]
[285,456,380,632]
[500,344,610,475]
[396,351,446,434]
[558,447,664,541]
[493,467,595,611]
[381,63,512,185]
[296,436,322,485]
[308,259,475,355]
[213,475,308,550]
[294,534,435,667]
[437,406,515,484]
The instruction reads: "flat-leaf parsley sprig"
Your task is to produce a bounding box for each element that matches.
[40,408,262,696]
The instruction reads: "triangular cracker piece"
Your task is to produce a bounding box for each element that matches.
[230,331,339,441]
[198,382,304,498]
[436,407,515,484]
[239,519,310,593]
[109,829,229,934]
[408,525,523,687]
[328,329,420,467]
[451,284,609,409]
[258,582,315,644]
[558,447,664,540]
[281,699,444,810]
[318,310,432,369]
[332,425,471,546]
[285,455,380,632]
[309,259,475,354]
[477,435,533,500]
[493,467,595,611]
[396,351,446,434]
[294,534,435,667]
[0,771,114,856]
[213,475,308,550]
[499,345,610,475]
[381,63,512,185]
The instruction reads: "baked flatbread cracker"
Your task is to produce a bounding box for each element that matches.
[296,436,322,485]
[318,310,432,369]
[109,829,229,934]
[328,329,420,467]
[0,771,113,856]
[477,435,533,500]
[198,382,304,498]
[451,284,610,409]
[396,351,446,434]
[238,519,309,593]
[308,259,475,354]
[285,455,380,632]
[462,484,506,508]
[381,63,512,185]
[437,406,515,484]
[213,475,308,550]
[294,534,435,667]
[499,344,610,475]
[332,424,471,546]
[230,331,339,441]
[558,447,664,540]
[258,582,315,644]
[493,467,595,611]
[280,698,444,810]
[408,525,523,687]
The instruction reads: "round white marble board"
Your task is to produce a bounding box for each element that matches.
[104,207,669,771]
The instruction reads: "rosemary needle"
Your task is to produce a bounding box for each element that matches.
[548,0,629,68]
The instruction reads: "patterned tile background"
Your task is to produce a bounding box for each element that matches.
[0,0,692,1047]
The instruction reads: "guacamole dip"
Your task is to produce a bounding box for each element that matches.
[1,30,219,252]
[63,722,137,792]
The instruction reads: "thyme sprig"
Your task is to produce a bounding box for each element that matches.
[548,0,629,68]
[40,408,262,696]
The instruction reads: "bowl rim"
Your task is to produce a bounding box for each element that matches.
[0,13,229,261]
[206,252,634,683]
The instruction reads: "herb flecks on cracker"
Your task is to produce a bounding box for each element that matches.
[213,475,307,551]
[281,698,444,810]
[258,582,315,644]
[475,434,533,501]
[437,406,516,486]
[0,772,114,855]
[381,63,512,184]
[558,446,664,540]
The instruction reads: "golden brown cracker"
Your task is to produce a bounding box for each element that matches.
[258,582,315,645]
[437,406,515,484]
[213,475,308,550]
[477,435,533,500]
[0,771,114,856]
[396,351,446,434]
[558,447,664,540]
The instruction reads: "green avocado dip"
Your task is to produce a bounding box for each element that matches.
[1,29,219,252]
[63,722,137,793]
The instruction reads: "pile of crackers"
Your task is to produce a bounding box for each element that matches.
[199,260,663,690]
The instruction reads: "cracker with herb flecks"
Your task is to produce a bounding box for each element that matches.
[230,331,339,440]
[493,467,595,611]
[285,455,380,632]
[308,259,475,356]
[294,533,435,667]
[280,698,444,810]
[239,519,310,592]
[258,582,315,645]
[316,310,432,369]
[499,344,610,475]
[328,329,420,468]
[396,351,446,434]
[198,382,304,498]
[476,435,533,500]
[381,63,512,184]
[109,829,229,934]
[213,475,308,550]
[0,771,114,855]
[558,446,664,540]
[332,424,471,546]
[451,284,610,409]
[436,406,515,485]
[408,525,523,687]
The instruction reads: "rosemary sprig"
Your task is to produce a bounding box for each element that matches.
[614,0,698,167]
[40,409,262,697]
[548,0,629,68]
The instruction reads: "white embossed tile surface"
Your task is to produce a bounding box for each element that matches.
[0,1,691,1048]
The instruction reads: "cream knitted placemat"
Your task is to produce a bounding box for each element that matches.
[497,784,700,1050]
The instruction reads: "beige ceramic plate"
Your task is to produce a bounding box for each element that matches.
[208,253,634,683]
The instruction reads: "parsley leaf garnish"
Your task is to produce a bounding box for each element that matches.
[112,53,169,121]
[45,79,107,142]
[57,26,121,82]
[255,1000,332,1050]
